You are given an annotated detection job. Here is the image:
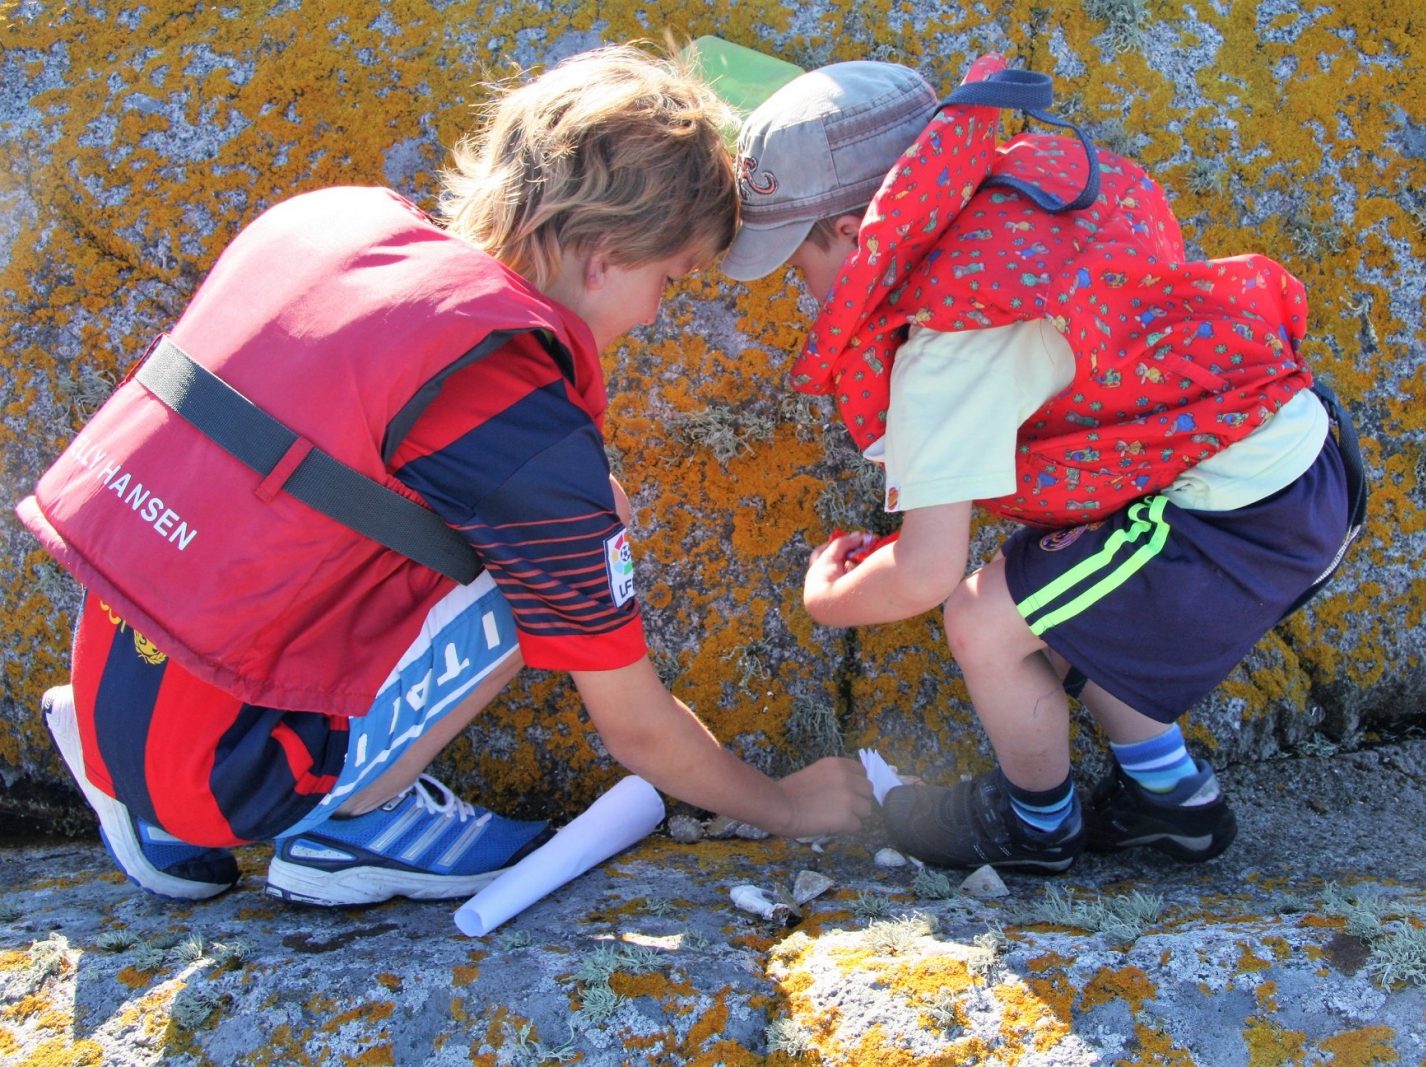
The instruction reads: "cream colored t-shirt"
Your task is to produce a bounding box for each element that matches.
[867,320,1327,514]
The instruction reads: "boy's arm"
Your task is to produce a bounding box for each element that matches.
[802,500,972,627]
[571,657,873,837]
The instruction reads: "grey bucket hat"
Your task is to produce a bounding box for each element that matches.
[721,61,938,282]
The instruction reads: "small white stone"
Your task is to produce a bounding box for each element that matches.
[730,884,791,923]
[874,847,909,868]
[706,815,768,839]
[666,814,704,843]
[791,870,834,905]
[960,864,1009,898]
[702,816,735,839]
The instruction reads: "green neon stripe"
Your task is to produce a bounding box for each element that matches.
[1018,496,1172,636]
[1016,498,1156,617]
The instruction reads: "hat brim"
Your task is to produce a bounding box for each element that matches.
[719,217,815,282]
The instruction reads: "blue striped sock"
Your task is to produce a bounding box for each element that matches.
[1110,725,1198,794]
[1004,773,1079,834]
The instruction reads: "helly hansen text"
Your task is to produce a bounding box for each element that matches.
[66,432,197,550]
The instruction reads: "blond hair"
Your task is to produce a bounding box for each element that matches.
[441,44,738,289]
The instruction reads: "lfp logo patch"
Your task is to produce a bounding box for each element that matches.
[604,530,636,608]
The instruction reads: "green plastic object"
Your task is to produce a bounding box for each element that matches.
[690,35,804,116]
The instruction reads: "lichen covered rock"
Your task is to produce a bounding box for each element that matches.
[2,2,1422,826]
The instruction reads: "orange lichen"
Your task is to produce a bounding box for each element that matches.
[1117,1022,1198,1067]
[1255,980,1279,1012]
[994,978,1075,1054]
[1024,952,1077,1025]
[16,1037,106,1065]
[1236,944,1273,974]
[1244,1016,1308,1067]
[115,965,153,989]
[2,0,1422,886]
[1079,965,1158,1015]
[608,969,697,1002]
[1317,1025,1400,1066]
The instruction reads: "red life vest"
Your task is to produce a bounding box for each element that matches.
[794,55,1313,527]
[17,187,604,715]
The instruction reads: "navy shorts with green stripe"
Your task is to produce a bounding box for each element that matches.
[1002,434,1350,723]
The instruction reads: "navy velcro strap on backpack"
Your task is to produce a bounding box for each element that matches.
[1311,380,1368,534]
[136,337,480,584]
[940,68,1102,214]
[1275,380,1369,621]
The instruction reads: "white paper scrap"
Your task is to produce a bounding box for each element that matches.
[859,748,904,806]
[453,775,665,937]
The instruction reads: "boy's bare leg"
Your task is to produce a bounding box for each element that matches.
[1073,678,1171,746]
[333,651,523,816]
[942,556,1071,791]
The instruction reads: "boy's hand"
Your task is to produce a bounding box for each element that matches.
[576,660,872,839]
[803,531,865,619]
[803,502,974,627]
[771,756,875,837]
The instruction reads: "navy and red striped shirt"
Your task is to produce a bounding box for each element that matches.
[72,328,645,844]
[391,330,644,670]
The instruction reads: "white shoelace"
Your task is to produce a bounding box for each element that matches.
[406,773,479,823]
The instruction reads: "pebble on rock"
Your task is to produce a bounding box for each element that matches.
[791,870,834,905]
[666,814,704,843]
[730,884,793,925]
[960,864,1009,898]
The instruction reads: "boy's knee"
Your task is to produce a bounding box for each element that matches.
[942,583,988,660]
[941,565,1033,664]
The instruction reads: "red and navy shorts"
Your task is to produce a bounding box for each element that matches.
[70,571,521,847]
[1003,433,1351,723]
[71,600,348,846]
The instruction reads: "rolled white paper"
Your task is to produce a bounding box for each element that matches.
[453,775,665,936]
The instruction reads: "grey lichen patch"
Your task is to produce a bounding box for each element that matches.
[785,696,844,760]
[575,980,625,1026]
[815,454,891,535]
[864,912,938,956]
[497,929,533,950]
[168,983,225,1030]
[1285,204,1345,260]
[765,1015,816,1057]
[16,935,67,997]
[723,640,773,690]
[668,404,777,465]
[849,890,896,921]
[1367,921,1426,988]
[508,1019,579,1066]
[96,928,140,952]
[1024,884,1165,942]
[1187,157,1228,196]
[911,866,957,900]
[1084,0,1150,54]
[568,940,665,1029]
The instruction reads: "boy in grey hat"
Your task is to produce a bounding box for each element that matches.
[723,58,1360,873]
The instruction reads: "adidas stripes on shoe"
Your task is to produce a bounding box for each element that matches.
[266,774,550,906]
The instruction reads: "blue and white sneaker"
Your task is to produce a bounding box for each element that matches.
[265,774,550,906]
[43,685,239,900]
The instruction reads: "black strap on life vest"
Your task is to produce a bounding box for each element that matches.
[136,336,481,584]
